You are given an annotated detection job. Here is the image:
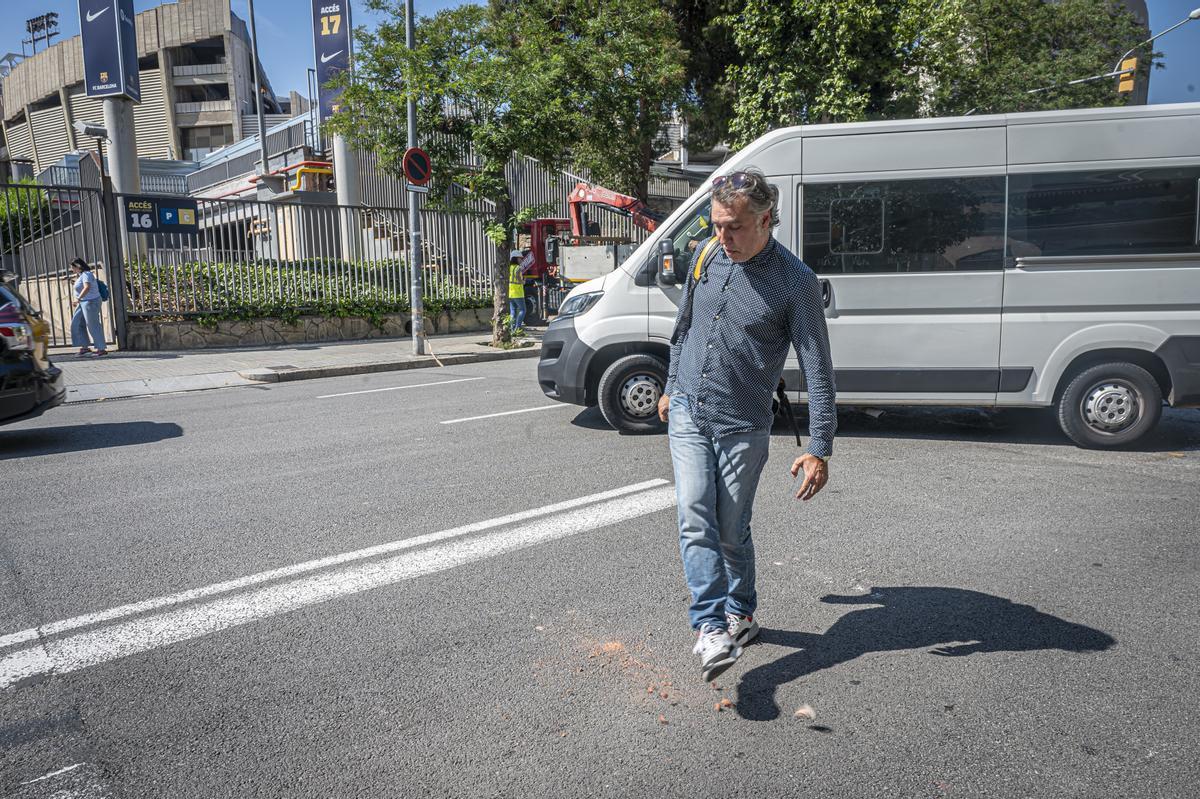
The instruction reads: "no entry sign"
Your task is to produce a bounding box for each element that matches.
[402,147,432,186]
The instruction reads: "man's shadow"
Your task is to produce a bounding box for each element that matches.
[736,586,1116,721]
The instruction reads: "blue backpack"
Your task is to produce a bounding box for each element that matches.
[97,279,110,302]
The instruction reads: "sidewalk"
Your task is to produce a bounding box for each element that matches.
[55,329,543,402]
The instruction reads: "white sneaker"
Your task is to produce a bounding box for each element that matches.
[692,623,741,682]
[726,613,760,646]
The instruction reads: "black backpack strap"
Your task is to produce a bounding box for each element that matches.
[670,237,720,345]
[776,379,803,447]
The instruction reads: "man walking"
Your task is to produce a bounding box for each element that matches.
[657,168,837,682]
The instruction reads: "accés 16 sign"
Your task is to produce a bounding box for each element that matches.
[123,195,199,236]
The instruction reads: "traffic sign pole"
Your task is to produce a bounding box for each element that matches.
[405,0,426,356]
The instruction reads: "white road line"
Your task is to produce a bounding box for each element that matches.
[21,763,85,786]
[0,485,676,688]
[317,376,484,399]
[441,404,572,424]
[0,479,668,653]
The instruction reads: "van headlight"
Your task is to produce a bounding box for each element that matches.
[557,291,603,318]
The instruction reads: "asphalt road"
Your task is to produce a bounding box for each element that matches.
[2,359,1199,798]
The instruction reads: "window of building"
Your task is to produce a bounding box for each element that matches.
[176,84,231,103]
[803,176,1007,274]
[173,38,226,67]
[181,126,234,159]
[1007,167,1200,258]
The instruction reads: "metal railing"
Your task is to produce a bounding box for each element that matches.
[118,193,495,317]
[140,173,191,195]
[187,123,311,193]
[173,62,227,77]
[1,181,115,346]
[175,100,233,114]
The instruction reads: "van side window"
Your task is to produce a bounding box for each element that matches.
[1007,168,1200,258]
[666,199,714,278]
[803,177,1006,274]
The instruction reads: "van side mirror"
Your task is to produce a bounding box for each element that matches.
[656,240,677,286]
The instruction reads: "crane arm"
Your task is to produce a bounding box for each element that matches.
[567,182,663,237]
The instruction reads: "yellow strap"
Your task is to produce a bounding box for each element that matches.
[692,237,721,282]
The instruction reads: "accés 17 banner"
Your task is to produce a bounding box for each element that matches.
[312,0,352,121]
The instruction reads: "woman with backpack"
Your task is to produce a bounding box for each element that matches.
[69,258,108,356]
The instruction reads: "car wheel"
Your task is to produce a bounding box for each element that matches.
[1056,361,1163,449]
[597,354,668,434]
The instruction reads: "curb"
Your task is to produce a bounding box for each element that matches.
[237,343,542,383]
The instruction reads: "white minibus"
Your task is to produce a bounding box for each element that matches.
[538,103,1200,448]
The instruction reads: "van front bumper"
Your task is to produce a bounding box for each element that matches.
[1159,335,1200,407]
[537,316,596,406]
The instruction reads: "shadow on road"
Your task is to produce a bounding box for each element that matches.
[778,406,1200,452]
[736,586,1116,721]
[572,403,1200,450]
[0,422,184,460]
[570,406,617,431]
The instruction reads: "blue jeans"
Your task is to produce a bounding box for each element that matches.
[508,297,526,330]
[668,395,771,631]
[71,299,106,351]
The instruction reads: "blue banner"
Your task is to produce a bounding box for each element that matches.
[312,0,352,121]
[78,0,140,102]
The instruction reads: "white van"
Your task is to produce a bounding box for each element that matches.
[537,103,1200,449]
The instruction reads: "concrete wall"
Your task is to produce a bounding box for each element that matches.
[125,308,493,350]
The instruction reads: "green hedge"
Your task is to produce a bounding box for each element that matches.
[126,259,492,328]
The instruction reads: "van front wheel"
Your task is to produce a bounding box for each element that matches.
[597,354,668,434]
[1056,361,1162,449]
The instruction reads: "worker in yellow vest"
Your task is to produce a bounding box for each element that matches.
[508,249,528,332]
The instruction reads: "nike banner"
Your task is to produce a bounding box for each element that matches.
[312,0,352,121]
[78,0,141,102]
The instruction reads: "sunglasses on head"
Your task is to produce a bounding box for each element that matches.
[711,171,752,190]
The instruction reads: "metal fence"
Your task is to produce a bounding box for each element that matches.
[355,149,688,246]
[1,181,116,346]
[118,193,495,318]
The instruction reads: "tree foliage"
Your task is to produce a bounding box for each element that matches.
[328,0,685,343]
[719,0,1151,147]
[0,181,53,256]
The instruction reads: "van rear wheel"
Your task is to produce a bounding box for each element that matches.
[1056,361,1162,449]
[597,354,667,434]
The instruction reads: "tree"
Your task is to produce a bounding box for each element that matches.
[662,0,740,154]
[564,1,688,201]
[720,0,1150,148]
[923,0,1152,118]
[329,0,686,344]
[0,181,52,257]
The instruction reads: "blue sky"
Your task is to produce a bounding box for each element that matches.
[4,0,1198,103]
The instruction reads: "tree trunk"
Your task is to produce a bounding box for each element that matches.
[491,184,515,347]
[636,100,653,203]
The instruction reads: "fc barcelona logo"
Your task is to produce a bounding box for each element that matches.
[99,71,109,82]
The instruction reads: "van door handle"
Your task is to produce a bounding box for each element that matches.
[820,279,832,309]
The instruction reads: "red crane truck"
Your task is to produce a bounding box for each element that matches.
[515,182,664,322]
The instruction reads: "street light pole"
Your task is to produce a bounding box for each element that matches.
[1112,7,1200,75]
[1024,7,1200,97]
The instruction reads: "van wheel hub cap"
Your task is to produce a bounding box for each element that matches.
[621,374,661,418]
[1082,381,1138,433]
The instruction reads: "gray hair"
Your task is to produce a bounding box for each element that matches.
[711,167,779,228]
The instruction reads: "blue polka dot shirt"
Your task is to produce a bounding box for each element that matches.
[665,237,837,457]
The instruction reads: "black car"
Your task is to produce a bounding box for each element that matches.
[1,271,65,425]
